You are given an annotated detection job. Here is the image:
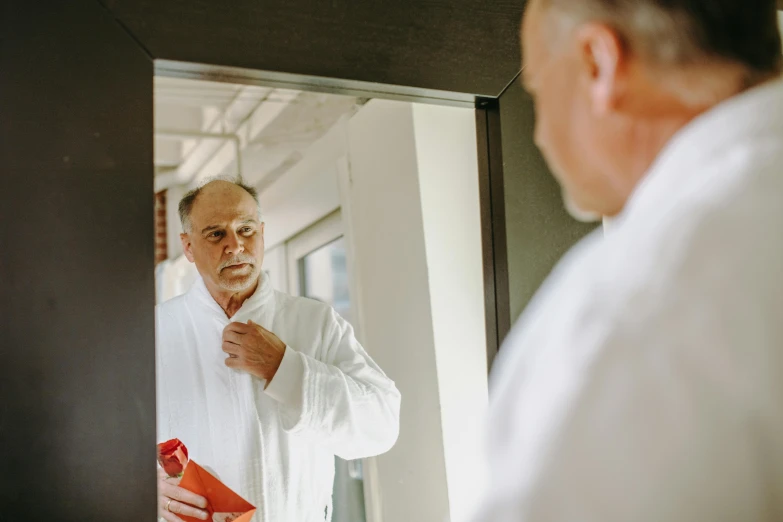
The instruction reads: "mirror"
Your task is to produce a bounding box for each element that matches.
[154,74,489,522]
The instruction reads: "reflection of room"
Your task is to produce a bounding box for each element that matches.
[153,78,362,300]
[153,77,489,522]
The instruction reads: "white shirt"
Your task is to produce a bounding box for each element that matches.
[471,78,783,522]
[156,274,401,522]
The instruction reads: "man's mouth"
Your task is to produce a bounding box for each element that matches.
[224,263,250,270]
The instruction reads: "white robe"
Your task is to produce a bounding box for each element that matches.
[470,79,783,521]
[156,274,401,522]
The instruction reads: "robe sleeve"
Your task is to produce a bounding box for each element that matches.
[263,307,401,460]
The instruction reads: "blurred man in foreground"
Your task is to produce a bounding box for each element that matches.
[472,1,783,520]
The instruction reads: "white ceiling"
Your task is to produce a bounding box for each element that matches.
[154,76,362,191]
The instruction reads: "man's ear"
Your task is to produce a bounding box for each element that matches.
[180,233,195,263]
[576,23,625,115]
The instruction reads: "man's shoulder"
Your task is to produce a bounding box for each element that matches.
[274,290,336,318]
[620,160,783,287]
[272,291,345,335]
[155,293,189,323]
[524,174,783,341]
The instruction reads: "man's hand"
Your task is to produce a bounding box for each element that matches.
[158,467,208,521]
[222,319,286,381]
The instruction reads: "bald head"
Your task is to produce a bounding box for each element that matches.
[178,178,262,233]
[178,177,266,296]
[529,0,782,87]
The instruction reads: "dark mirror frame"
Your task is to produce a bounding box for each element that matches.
[1,2,594,519]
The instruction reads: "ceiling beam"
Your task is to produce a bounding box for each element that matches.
[175,90,300,191]
[154,84,274,191]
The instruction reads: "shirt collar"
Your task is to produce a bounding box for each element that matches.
[189,271,274,321]
[613,76,783,229]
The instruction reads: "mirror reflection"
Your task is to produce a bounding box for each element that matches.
[153,76,488,522]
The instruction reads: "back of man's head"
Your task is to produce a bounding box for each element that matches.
[539,0,782,87]
[523,0,782,219]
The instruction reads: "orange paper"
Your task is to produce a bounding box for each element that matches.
[177,461,256,522]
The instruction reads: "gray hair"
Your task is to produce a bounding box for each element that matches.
[178,176,263,233]
[538,0,782,86]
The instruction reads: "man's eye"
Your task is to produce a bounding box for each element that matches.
[240,227,253,234]
[209,231,224,239]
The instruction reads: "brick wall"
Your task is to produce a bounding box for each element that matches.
[154,190,168,264]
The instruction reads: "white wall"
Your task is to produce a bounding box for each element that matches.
[342,100,452,522]
[341,99,488,522]
[262,245,288,292]
[259,123,345,249]
[412,103,488,521]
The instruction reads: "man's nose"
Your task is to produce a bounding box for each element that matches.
[224,232,245,254]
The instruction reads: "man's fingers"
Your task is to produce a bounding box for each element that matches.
[159,483,209,509]
[222,341,240,355]
[247,319,271,334]
[160,509,185,522]
[222,330,244,346]
[224,321,250,334]
[166,498,209,520]
[225,356,243,369]
[159,495,186,522]
[247,319,262,330]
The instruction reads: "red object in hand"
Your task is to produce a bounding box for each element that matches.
[157,438,189,477]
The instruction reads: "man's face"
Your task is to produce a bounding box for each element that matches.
[181,181,265,293]
[522,2,627,219]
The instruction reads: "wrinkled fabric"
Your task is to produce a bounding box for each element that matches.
[157,273,401,522]
[471,79,783,522]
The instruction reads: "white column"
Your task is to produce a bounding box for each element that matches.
[342,99,451,522]
[412,103,488,521]
[341,99,488,522]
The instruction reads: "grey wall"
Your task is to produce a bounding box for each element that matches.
[498,83,598,323]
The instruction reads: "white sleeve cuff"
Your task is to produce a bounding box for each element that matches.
[263,345,305,408]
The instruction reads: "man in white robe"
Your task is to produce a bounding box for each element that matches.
[156,178,401,522]
[470,1,783,521]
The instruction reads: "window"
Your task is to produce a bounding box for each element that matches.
[299,236,351,323]
[285,210,366,522]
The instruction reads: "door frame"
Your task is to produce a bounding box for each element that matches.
[3,2,528,520]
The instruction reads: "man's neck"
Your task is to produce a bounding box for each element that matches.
[204,278,259,318]
[605,64,752,216]
[630,114,696,181]
[601,114,697,218]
